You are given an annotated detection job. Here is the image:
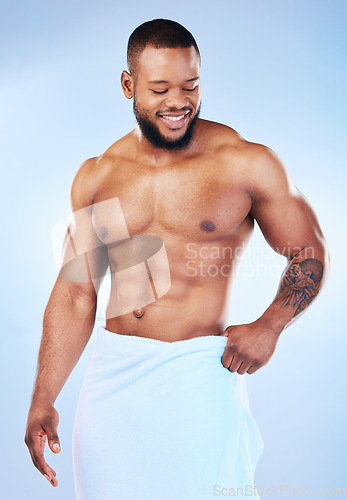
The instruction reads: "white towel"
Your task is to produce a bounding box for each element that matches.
[72,326,264,500]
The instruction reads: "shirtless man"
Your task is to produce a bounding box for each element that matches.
[25,19,329,490]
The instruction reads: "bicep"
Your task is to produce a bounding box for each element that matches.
[59,210,109,293]
[249,148,326,259]
[58,160,109,301]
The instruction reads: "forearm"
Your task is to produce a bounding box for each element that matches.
[31,290,96,405]
[257,243,330,335]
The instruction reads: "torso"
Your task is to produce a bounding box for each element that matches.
[87,119,257,341]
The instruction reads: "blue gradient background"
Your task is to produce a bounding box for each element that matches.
[1,1,346,498]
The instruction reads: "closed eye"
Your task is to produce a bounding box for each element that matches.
[151,86,198,94]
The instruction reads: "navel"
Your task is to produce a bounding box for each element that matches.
[133,308,145,318]
[200,220,216,232]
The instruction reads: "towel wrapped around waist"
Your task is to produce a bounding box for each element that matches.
[72,325,264,500]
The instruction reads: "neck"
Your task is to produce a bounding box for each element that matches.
[133,122,200,166]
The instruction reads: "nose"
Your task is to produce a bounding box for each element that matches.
[164,89,190,110]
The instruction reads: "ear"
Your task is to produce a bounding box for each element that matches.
[121,70,134,99]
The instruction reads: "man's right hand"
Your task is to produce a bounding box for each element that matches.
[24,398,61,487]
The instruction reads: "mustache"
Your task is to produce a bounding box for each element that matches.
[157,107,193,115]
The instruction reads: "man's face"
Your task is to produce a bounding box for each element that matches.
[131,46,202,151]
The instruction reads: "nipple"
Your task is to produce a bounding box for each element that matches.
[200,220,216,232]
[133,308,145,318]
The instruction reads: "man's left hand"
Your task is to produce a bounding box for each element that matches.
[220,321,280,375]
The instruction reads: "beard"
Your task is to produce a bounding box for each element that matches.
[133,94,201,152]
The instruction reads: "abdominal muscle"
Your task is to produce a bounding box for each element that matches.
[104,238,243,342]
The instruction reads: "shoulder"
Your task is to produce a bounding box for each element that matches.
[242,143,297,202]
[205,121,295,198]
[202,120,280,164]
[70,154,115,210]
[198,119,244,150]
[70,156,99,210]
[199,119,263,164]
[71,138,127,210]
[201,119,291,177]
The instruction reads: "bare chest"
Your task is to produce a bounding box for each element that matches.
[91,161,252,244]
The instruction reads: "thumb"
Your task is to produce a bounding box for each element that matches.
[44,422,61,453]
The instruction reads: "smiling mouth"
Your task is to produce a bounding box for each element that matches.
[158,110,191,129]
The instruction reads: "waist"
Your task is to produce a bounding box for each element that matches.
[105,287,230,341]
[100,325,228,349]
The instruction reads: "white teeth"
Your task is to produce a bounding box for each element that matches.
[161,114,187,121]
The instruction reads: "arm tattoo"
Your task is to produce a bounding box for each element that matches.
[274,258,324,317]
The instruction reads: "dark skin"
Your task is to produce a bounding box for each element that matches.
[25,45,330,487]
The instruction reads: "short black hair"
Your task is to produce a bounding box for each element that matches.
[127,19,200,76]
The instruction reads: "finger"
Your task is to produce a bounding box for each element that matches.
[39,437,59,487]
[45,474,59,487]
[237,362,252,375]
[247,365,259,375]
[42,420,61,454]
[40,434,57,476]
[29,432,57,482]
[221,340,235,368]
[39,424,60,487]
[221,351,233,369]
[221,325,233,337]
[229,355,244,373]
